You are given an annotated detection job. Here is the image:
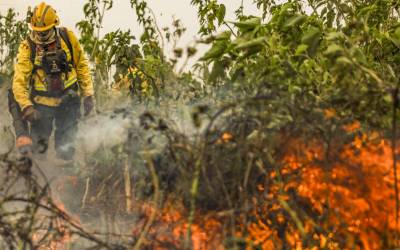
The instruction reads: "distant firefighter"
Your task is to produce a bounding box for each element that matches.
[11,2,94,160]
[112,66,149,96]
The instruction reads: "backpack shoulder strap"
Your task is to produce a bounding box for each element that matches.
[58,27,75,67]
[27,37,36,65]
[26,36,40,78]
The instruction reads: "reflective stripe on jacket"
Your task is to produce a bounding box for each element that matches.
[12,29,94,110]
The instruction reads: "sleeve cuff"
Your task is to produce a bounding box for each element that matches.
[21,102,33,111]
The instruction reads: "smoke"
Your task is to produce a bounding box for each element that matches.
[0,79,230,248]
[76,109,133,154]
[0,86,15,156]
[74,95,210,157]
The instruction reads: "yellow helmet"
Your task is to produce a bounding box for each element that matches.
[30,2,59,32]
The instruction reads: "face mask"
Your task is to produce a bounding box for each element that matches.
[31,28,56,45]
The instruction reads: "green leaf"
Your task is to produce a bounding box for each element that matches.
[288,84,301,94]
[340,3,352,13]
[321,7,328,17]
[324,44,344,55]
[302,27,321,45]
[352,48,367,64]
[234,37,266,50]
[201,41,227,60]
[83,3,90,15]
[301,26,321,57]
[231,17,261,32]
[284,15,307,29]
[217,4,226,25]
[215,31,231,41]
[325,31,344,41]
[336,56,353,66]
[388,36,400,49]
[208,60,225,83]
[383,93,392,103]
[231,37,247,46]
[386,64,396,79]
[358,5,377,16]
[295,44,308,55]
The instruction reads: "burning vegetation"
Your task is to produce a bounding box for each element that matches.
[2,103,398,249]
[2,0,400,249]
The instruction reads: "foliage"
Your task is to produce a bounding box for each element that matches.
[190,0,226,35]
[130,0,158,42]
[189,0,400,248]
[0,8,28,83]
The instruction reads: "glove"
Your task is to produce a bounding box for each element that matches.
[16,136,33,155]
[22,106,41,122]
[83,96,95,116]
[60,89,79,106]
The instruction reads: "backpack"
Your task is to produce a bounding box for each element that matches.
[27,27,75,68]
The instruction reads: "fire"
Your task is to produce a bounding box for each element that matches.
[27,122,400,249]
[132,202,224,249]
[244,130,399,249]
[216,132,234,144]
[32,177,80,250]
[32,199,74,250]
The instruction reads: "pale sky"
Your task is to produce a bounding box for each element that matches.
[0,0,260,69]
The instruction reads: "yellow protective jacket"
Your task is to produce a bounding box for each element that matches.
[12,28,94,110]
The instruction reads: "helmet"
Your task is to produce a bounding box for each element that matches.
[30,2,59,32]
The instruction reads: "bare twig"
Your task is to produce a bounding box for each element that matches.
[123,157,133,213]
[81,177,91,209]
[184,141,205,250]
[133,155,160,250]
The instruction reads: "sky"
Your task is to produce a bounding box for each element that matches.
[0,0,261,69]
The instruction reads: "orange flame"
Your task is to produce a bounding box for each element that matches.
[130,202,224,249]
[245,131,399,249]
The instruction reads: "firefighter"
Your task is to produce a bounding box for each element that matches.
[12,2,94,160]
[112,66,149,96]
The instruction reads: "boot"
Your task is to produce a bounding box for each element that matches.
[16,136,33,156]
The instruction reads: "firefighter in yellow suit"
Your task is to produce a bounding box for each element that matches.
[12,2,94,160]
